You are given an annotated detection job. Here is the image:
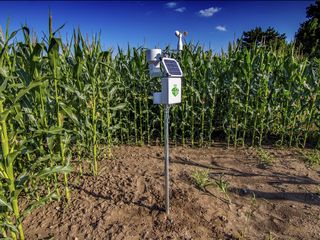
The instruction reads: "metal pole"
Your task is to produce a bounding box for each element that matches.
[164,104,170,215]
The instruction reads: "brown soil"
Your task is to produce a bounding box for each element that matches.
[23,144,320,240]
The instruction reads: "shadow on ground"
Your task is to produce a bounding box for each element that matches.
[172,155,320,206]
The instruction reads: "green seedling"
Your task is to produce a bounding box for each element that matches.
[265,232,276,240]
[215,174,229,193]
[256,148,274,166]
[240,193,257,240]
[191,169,212,191]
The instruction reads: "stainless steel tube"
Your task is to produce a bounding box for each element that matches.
[164,104,170,215]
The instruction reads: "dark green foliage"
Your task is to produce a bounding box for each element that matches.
[239,27,286,49]
[295,0,320,57]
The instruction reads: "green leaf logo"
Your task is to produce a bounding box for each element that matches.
[172,84,179,97]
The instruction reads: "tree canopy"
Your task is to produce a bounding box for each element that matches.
[295,0,320,57]
[239,26,286,49]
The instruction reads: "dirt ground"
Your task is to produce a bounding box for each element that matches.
[23,144,320,240]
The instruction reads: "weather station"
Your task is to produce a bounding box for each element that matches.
[146,30,187,215]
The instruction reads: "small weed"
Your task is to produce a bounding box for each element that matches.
[265,232,276,240]
[215,174,232,204]
[299,150,320,167]
[256,148,274,166]
[191,169,212,191]
[215,174,229,193]
[241,193,257,239]
[245,193,257,219]
[250,192,256,206]
[237,230,247,240]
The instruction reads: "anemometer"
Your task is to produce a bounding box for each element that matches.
[146,30,187,215]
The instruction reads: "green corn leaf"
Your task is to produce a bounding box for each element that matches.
[31,43,43,61]
[29,154,60,172]
[53,23,66,36]
[0,67,8,79]
[6,150,21,166]
[0,78,7,94]
[0,28,21,59]
[37,165,73,178]
[1,222,18,234]
[60,103,79,125]
[14,81,44,103]
[108,86,118,98]
[0,108,11,122]
[0,168,7,179]
[15,172,29,188]
[109,103,126,111]
[35,126,64,135]
[22,26,30,36]
[0,195,12,211]
[20,193,59,221]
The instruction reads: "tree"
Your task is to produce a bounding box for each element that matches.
[295,0,320,57]
[239,26,286,49]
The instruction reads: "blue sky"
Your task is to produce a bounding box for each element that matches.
[0,1,314,52]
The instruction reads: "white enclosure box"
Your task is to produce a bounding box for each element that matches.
[161,77,181,104]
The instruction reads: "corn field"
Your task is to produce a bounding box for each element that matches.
[0,18,319,239]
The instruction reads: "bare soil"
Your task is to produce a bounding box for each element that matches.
[23,144,320,240]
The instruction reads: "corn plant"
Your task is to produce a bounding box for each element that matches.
[191,169,212,191]
[0,35,72,240]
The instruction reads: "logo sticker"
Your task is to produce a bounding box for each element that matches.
[172,84,179,97]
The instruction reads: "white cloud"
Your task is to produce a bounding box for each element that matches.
[216,25,227,32]
[175,7,186,13]
[198,7,221,17]
[166,2,177,8]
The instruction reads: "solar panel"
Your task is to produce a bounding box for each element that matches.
[162,58,183,77]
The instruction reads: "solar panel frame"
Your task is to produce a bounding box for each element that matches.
[161,57,183,77]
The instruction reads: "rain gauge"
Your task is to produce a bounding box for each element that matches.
[146,30,186,215]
